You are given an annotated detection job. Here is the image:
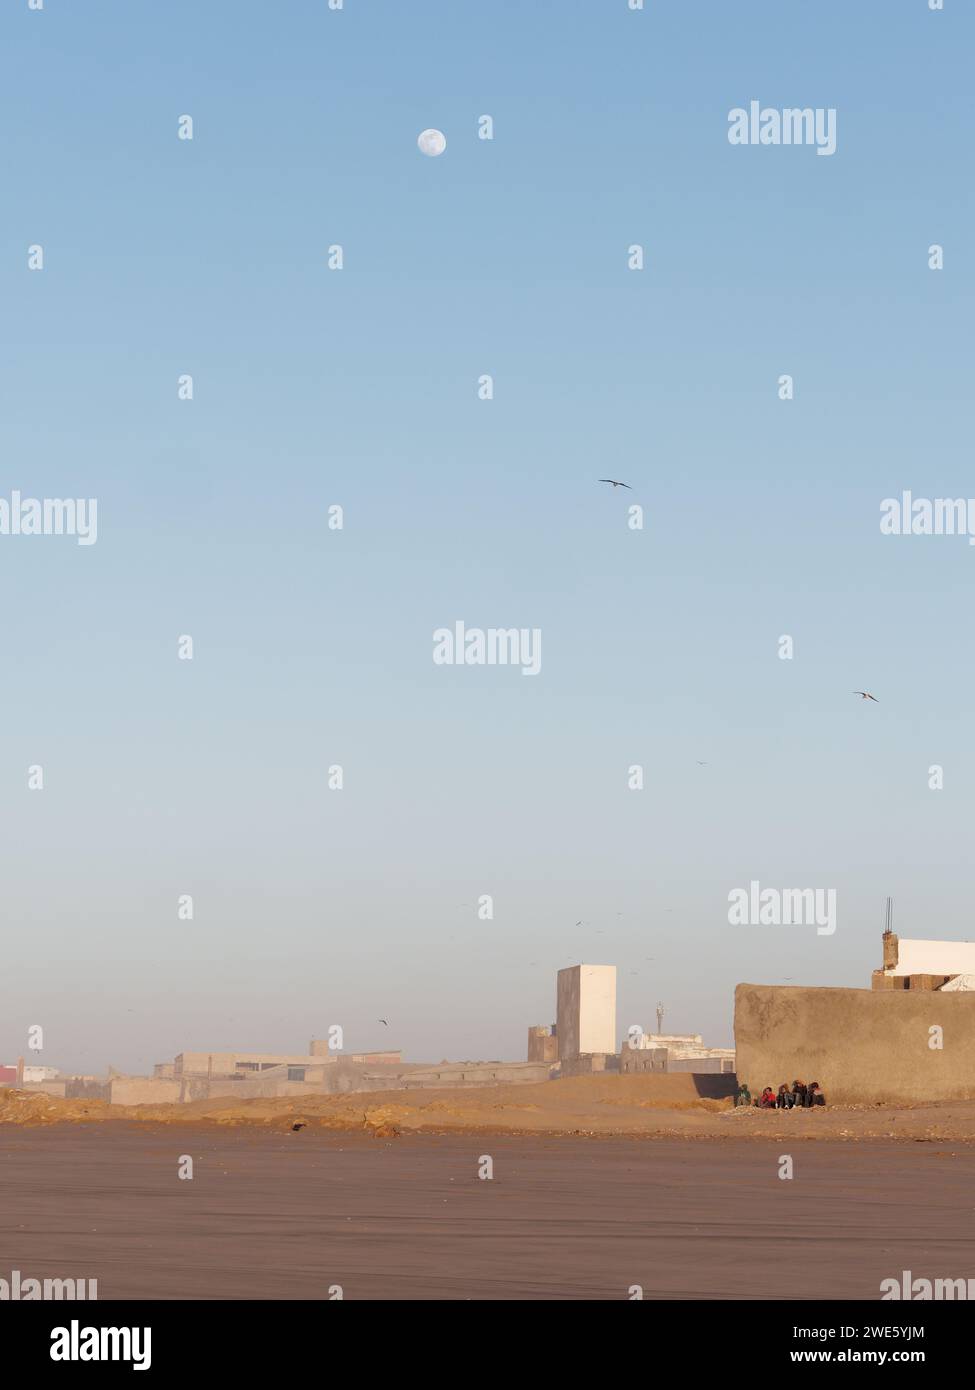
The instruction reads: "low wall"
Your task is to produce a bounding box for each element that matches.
[619,1048,668,1074]
[19,1080,67,1098]
[66,1079,110,1101]
[110,1077,181,1105]
[735,982,975,1104]
[400,1062,553,1088]
[559,1053,620,1078]
[667,1057,735,1074]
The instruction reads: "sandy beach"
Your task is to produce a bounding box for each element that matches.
[3,1123,974,1300]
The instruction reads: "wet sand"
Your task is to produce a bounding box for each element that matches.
[3,1126,974,1299]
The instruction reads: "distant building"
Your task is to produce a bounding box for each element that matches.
[171,1046,402,1079]
[526,1025,558,1063]
[557,964,617,1061]
[629,1032,703,1052]
[309,1040,401,1064]
[22,1065,59,1083]
[620,1032,735,1074]
[873,930,975,991]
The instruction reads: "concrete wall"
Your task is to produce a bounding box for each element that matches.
[110,1077,181,1105]
[667,1057,735,1074]
[399,1062,552,1088]
[735,982,975,1104]
[66,1079,110,1101]
[19,1080,67,1098]
[175,1051,319,1076]
[872,969,952,992]
[556,965,616,1059]
[619,1047,668,1074]
[308,1042,402,1063]
[559,1053,619,1077]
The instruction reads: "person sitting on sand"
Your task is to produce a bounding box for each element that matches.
[808,1081,825,1107]
[791,1079,807,1107]
[758,1086,776,1109]
[776,1084,792,1109]
[735,1083,752,1107]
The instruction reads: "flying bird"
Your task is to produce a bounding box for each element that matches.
[853,691,879,702]
[599,479,632,489]
[378,1018,388,1026]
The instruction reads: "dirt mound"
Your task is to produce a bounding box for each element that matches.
[0,1090,114,1126]
[5,1077,975,1141]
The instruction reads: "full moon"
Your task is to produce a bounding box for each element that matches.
[417,128,447,157]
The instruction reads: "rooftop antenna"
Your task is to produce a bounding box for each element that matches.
[656,1001,664,1036]
[883,896,893,936]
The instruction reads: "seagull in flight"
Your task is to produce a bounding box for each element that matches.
[853,691,879,702]
[378,1018,388,1026]
[599,479,632,489]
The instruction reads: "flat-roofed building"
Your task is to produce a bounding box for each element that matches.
[556,964,617,1060]
[171,1046,403,1079]
[873,931,975,991]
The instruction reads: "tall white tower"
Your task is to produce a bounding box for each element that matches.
[556,964,617,1059]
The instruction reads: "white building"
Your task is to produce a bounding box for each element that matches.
[22,1065,59,1083]
[884,938,975,979]
[556,964,617,1059]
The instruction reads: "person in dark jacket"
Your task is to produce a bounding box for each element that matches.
[791,1079,807,1107]
[776,1084,793,1109]
[808,1081,825,1106]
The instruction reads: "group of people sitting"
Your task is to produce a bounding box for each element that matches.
[736,1080,825,1109]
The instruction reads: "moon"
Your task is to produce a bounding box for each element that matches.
[417,128,446,157]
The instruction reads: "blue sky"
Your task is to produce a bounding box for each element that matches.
[2,0,972,1074]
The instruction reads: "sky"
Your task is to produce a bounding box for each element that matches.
[1,0,972,1076]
